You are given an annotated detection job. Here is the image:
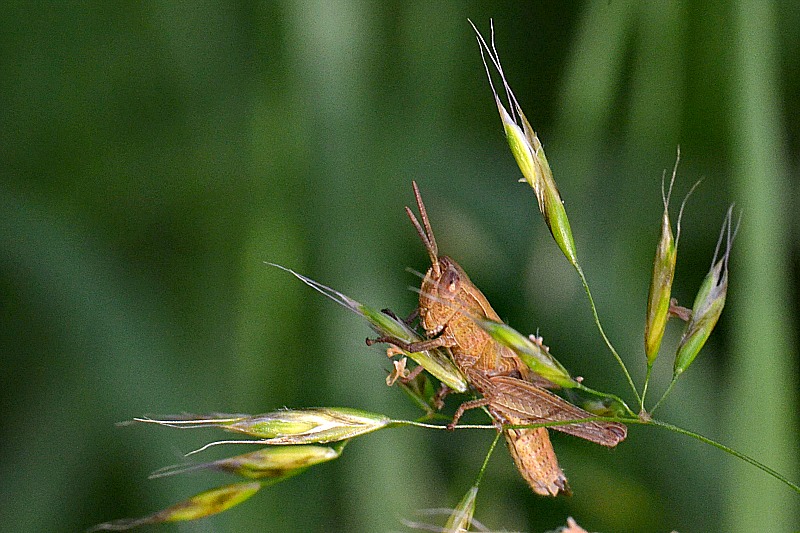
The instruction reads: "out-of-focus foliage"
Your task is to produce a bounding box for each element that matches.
[0,2,797,532]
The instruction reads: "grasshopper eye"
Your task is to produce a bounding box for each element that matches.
[443,267,461,293]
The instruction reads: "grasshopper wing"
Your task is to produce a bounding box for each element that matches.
[489,375,627,446]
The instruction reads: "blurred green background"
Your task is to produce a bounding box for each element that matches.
[1,1,798,532]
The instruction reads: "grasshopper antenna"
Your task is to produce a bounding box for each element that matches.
[406,181,441,276]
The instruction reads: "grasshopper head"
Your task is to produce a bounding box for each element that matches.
[406,181,483,334]
[418,255,475,334]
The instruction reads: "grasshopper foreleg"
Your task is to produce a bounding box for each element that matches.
[365,332,452,353]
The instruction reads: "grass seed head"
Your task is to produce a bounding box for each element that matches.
[442,486,479,533]
[89,482,262,530]
[210,445,343,479]
[225,408,390,444]
[673,206,738,377]
[472,21,578,268]
[645,153,681,364]
[471,316,575,388]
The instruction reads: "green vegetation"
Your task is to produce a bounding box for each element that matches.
[1,3,797,532]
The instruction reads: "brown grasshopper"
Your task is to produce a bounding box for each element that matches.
[377,181,626,496]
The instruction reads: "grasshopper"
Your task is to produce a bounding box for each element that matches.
[376,181,626,496]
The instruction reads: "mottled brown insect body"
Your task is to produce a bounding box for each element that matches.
[418,256,528,382]
[402,181,625,496]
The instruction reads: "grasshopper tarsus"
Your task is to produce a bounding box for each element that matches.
[365,336,384,347]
